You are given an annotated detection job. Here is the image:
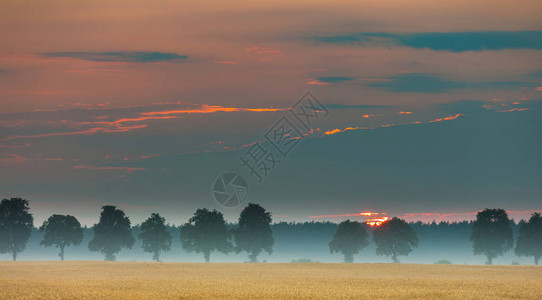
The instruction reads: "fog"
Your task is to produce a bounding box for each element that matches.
[1,221,534,265]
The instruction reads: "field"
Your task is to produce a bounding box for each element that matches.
[0,262,541,299]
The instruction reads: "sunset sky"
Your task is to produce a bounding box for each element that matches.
[1,0,541,226]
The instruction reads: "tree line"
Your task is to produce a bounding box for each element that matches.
[0,199,273,263]
[0,198,541,265]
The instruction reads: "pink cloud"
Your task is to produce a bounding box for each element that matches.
[0,142,31,149]
[246,46,282,54]
[0,153,28,164]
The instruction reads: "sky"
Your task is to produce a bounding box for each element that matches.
[0,0,541,226]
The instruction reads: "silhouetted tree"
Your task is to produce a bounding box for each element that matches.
[0,198,33,261]
[88,205,135,261]
[39,214,83,261]
[515,212,542,265]
[180,208,232,262]
[328,220,369,263]
[138,213,172,262]
[470,208,513,265]
[233,203,274,262]
[373,217,418,263]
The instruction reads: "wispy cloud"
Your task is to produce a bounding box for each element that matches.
[313,31,542,52]
[0,103,286,142]
[42,51,188,63]
[245,46,281,54]
[0,142,31,149]
[497,108,529,113]
[0,153,27,164]
[141,104,285,116]
[73,165,145,172]
[429,113,464,123]
[324,126,367,135]
[307,79,329,85]
[0,124,148,141]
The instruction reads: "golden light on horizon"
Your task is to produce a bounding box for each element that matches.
[366,216,389,227]
[359,212,389,226]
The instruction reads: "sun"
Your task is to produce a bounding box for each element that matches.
[359,212,389,226]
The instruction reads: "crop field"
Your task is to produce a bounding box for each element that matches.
[0,262,541,299]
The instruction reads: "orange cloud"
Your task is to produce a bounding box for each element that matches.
[307,79,329,85]
[429,113,463,123]
[310,211,389,227]
[362,114,373,118]
[535,86,542,91]
[245,108,284,112]
[497,108,529,112]
[141,105,284,116]
[79,116,176,126]
[325,126,366,135]
[399,111,412,114]
[1,104,284,142]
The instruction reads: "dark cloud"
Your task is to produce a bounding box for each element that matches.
[368,73,533,93]
[42,51,188,63]
[315,76,355,83]
[527,70,542,78]
[313,31,542,52]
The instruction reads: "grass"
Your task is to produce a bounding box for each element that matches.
[0,262,541,299]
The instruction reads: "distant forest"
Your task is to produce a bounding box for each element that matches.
[0,219,532,265]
